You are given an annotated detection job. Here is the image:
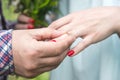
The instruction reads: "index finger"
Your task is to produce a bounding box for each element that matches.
[48,14,72,29]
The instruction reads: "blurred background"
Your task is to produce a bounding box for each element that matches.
[3,0,120,80]
[3,0,60,27]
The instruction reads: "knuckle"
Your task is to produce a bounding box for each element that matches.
[48,58,61,66]
[88,32,98,44]
[54,45,68,56]
[55,58,62,65]
[83,39,92,47]
[65,41,70,47]
[82,40,89,46]
[48,59,57,65]
[55,49,62,55]
[61,42,69,50]
[24,72,37,78]
[23,65,38,78]
[51,21,58,28]
[51,47,62,56]
[24,63,37,72]
[26,48,36,55]
[27,48,42,57]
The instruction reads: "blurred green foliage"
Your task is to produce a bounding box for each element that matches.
[8,72,49,80]
[9,0,60,27]
[2,0,18,21]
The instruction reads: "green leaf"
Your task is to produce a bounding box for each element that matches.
[8,0,60,27]
[39,0,50,9]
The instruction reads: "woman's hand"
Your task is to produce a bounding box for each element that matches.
[49,7,120,56]
[12,28,75,78]
[15,15,34,29]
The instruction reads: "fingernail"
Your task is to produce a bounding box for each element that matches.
[67,50,75,57]
[50,40,56,42]
[28,18,35,24]
[27,24,34,29]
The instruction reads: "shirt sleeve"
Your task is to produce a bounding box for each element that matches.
[0,30,14,76]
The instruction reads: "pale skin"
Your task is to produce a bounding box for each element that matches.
[49,6,120,56]
[13,6,120,77]
[12,28,75,78]
[13,15,75,78]
[15,14,34,29]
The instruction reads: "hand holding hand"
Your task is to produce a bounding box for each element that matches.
[12,28,75,78]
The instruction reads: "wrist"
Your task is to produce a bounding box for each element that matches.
[113,7,120,35]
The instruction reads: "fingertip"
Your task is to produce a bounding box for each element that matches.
[67,49,79,57]
[67,50,75,57]
[27,24,34,29]
[28,18,35,24]
[50,40,56,42]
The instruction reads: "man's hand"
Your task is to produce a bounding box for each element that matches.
[12,28,75,78]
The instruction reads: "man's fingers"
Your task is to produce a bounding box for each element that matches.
[32,28,62,41]
[38,49,69,67]
[37,33,76,57]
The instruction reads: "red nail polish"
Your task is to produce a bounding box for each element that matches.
[28,18,35,24]
[67,50,75,57]
[50,40,56,42]
[27,24,34,29]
